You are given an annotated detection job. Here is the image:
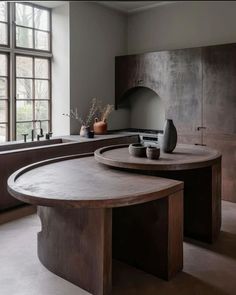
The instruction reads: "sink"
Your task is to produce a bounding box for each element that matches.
[0,138,75,152]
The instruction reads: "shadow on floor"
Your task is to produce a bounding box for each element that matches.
[185,230,236,260]
[112,260,230,295]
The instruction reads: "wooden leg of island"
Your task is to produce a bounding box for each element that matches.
[113,191,184,280]
[37,191,183,294]
[37,206,112,295]
[149,160,222,243]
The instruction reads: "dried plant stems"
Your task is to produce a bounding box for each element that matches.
[62,98,98,127]
[85,98,97,126]
[101,104,114,122]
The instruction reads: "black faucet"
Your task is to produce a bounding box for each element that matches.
[31,129,35,141]
[35,120,44,141]
[22,133,28,143]
[45,132,53,140]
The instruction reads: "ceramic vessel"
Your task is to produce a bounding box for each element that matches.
[80,126,90,137]
[157,133,164,148]
[162,119,177,153]
[128,143,146,157]
[93,118,107,135]
[146,146,160,160]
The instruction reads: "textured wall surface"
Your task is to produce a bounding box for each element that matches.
[116,48,202,143]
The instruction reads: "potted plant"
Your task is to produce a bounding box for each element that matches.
[93,102,114,135]
[63,98,97,138]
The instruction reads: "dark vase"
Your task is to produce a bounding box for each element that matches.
[162,119,177,153]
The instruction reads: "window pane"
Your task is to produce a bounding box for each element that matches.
[35,101,49,120]
[35,30,49,51]
[16,26,33,48]
[0,54,7,76]
[0,100,7,122]
[0,2,7,22]
[16,79,33,99]
[0,123,7,142]
[35,80,49,99]
[0,23,7,45]
[16,56,33,78]
[15,3,33,27]
[0,78,7,99]
[35,58,49,79]
[16,122,33,140]
[16,100,33,121]
[34,8,49,31]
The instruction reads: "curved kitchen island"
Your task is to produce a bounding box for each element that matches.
[8,153,184,295]
[95,144,222,243]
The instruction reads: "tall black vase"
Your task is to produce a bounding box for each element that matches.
[162,119,177,153]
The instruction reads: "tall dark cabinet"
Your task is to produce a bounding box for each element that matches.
[115,43,236,202]
[202,44,236,202]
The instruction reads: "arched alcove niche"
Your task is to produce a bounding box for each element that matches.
[119,86,165,131]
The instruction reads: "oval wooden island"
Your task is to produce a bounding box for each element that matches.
[95,144,222,243]
[8,154,184,295]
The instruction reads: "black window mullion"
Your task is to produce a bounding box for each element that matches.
[32,56,36,129]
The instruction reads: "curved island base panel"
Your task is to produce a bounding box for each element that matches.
[95,144,222,243]
[37,191,183,295]
[150,161,221,243]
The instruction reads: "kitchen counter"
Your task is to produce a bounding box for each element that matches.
[8,153,184,295]
[95,143,222,243]
[0,133,139,211]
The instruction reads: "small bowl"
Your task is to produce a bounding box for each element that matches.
[128,143,146,157]
[146,146,160,160]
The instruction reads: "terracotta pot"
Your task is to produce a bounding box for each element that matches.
[93,118,107,135]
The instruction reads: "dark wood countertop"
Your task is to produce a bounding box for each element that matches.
[8,153,183,208]
[95,144,222,171]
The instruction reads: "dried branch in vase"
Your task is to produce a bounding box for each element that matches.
[62,98,98,127]
[101,104,114,122]
[84,98,97,126]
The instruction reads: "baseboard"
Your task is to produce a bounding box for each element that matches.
[0,205,37,225]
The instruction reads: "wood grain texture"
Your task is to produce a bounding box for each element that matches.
[113,190,183,280]
[202,44,236,135]
[0,135,139,211]
[37,190,183,294]
[8,154,183,209]
[38,206,112,295]
[95,144,221,171]
[0,205,36,225]
[115,49,202,145]
[95,144,221,243]
[140,161,221,243]
[115,43,236,202]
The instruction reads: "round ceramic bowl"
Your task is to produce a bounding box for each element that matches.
[128,143,146,157]
[146,146,160,160]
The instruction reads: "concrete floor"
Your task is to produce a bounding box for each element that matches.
[0,201,236,295]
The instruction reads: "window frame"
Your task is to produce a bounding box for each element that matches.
[13,2,52,53]
[0,52,10,141]
[0,1,10,47]
[14,53,52,140]
[0,2,52,141]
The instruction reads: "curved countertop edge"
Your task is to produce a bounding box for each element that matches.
[94,144,222,171]
[7,153,183,209]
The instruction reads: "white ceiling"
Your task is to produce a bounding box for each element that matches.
[27,1,176,12]
[97,1,176,13]
[28,1,68,8]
